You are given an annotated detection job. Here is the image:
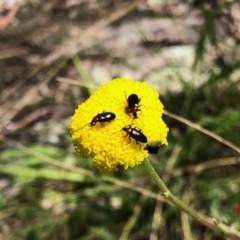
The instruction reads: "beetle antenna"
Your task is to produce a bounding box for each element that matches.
[110,129,122,137]
[80,122,90,130]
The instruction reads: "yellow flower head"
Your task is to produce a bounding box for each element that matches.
[69,78,168,172]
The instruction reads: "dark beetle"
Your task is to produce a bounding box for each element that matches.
[81,112,116,129]
[144,142,161,154]
[90,112,116,126]
[125,94,141,119]
[127,94,140,106]
[122,125,147,144]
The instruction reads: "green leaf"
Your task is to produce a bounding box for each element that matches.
[0,165,85,182]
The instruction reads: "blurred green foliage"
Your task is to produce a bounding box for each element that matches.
[1,1,240,240]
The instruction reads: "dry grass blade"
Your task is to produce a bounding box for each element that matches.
[56,77,96,90]
[0,48,28,60]
[164,110,240,155]
[181,190,193,240]
[170,157,240,177]
[1,106,52,136]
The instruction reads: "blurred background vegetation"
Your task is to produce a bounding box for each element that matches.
[0,0,240,239]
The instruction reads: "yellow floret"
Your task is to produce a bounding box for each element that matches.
[69,77,169,172]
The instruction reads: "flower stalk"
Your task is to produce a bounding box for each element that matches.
[143,158,240,240]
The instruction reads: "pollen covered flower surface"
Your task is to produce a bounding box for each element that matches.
[69,78,169,172]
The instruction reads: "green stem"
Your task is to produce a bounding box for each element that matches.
[143,158,240,240]
[70,53,94,95]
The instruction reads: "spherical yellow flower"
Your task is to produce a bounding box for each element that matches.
[69,78,168,172]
